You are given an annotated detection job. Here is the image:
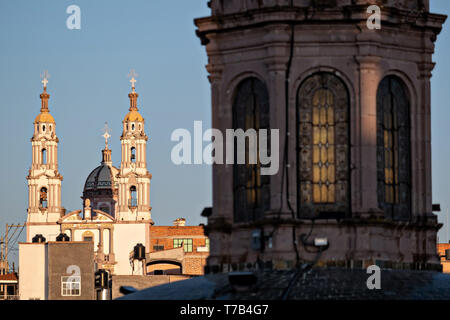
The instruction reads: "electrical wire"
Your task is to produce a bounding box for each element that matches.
[7,225,25,255]
[266,0,300,265]
[285,0,300,265]
[7,227,19,245]
[281,246,325,300]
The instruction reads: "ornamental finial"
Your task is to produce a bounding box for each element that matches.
[39,70,51,112]
[102,122,111,149]
[128,69,138,93]
[41,70,50,90]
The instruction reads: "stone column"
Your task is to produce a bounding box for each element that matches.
[99,227,103,255]
[209,64,229,223]
[143,140,147,166]
[356,56,382,215]
[109,228,114,260]
[32,185,36,209]
[417,62,434,217]
[266,59,289,216]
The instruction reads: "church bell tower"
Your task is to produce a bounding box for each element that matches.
[27,72,63,224]
[195,0,446,270]
[116,70,152,222]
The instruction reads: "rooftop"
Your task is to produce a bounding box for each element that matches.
[0,273,18,283]
[117,267,450,300]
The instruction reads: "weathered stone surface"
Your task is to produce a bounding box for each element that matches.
[117,268,450,300]
[195,0,446,270]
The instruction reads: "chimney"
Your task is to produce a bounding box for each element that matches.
[173,218,186,227]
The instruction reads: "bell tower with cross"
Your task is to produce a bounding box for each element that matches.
[26,71,63,233]
[116,70,152,222]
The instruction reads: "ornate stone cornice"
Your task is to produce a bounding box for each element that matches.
[195,5,446,45]
[417,61,436,79]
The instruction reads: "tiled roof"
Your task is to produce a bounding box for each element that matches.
[0,273,18,282]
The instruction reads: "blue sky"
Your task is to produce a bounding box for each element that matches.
[431,1,450,244]
[0,1,449,266]
[0,0,212,264]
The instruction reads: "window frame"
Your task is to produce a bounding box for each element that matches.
[61,276,81,297]
[39,187,48,209]
[232,77,270,223]
[173,238,193,252]
[153,245,164,251]
[296,72,351,219]
[376,76,412,220]
[131,147,136,163]
[42,148,47,165]
[129,186,138,207]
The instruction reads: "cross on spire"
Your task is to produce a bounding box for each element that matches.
[102,122,111,148]
[41,70,50,89]
[128,69,138,92]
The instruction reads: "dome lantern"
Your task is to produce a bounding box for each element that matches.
[34,70,55,124]
[123,69,144,123]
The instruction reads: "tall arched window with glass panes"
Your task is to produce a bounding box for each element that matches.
[232,77,270,223]
[376,76,411,220]
[297,72,350,219]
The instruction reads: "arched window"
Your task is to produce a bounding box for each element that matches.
[129,186,138,207]
[376,76,411,220]
[42,125,46,132]
[232,77,270,223]
[82,231,94,242]
[131,147,136,162]
[42,149,47,165]
[39,187,48,209]
[297,72,350,218]
[100,206,110,214]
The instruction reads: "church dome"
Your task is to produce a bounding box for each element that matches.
[34,112,55,124]
[83,164,119,192]
[123,110,144,122]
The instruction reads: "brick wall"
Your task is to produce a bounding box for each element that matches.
[149,225,209,275]
[437,244,450,273]
[184,257,207,275]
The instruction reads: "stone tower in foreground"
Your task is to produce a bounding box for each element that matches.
[195,0,446,271]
